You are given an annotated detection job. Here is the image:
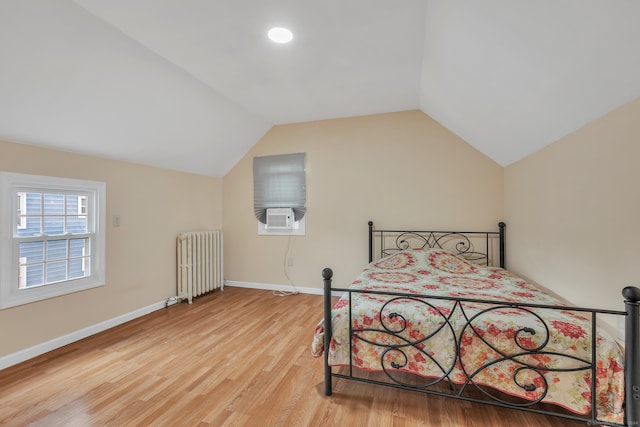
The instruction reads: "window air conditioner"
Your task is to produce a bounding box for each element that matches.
[266,208,294,229]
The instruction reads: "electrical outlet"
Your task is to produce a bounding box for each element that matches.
[287,257,294,267]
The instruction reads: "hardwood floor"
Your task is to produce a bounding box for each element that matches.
[0,287,588,426]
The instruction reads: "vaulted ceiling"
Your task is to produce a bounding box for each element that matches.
[1,1,639,177]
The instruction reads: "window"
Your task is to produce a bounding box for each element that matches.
[253,153,306,235]
[0,172,106,309]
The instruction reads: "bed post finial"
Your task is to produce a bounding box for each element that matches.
[623,286,640,426]
[322,268,334,396]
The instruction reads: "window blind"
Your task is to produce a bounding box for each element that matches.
[253,153,306,224]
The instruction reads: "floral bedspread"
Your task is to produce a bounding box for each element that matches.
[311,248,624,424]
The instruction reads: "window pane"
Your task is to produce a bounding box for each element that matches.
[47,240,67,261]
[69,258,88,279]
[69,238,87,257]
[66,216,88,233]
[17,217,42,237]
[25,264,44,287]
[66,195,78,214]
[25,192,42,215]
[43,194,65,215]
[46,260,67,284]
[67,195,88,215]
[19,241,44,263]
[43,216,64,235]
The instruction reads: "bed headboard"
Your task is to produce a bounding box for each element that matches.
[368,221,506,268]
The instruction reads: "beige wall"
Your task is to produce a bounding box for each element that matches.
[0,139,222,357]
[5,97,636,361]
[504,97,640,313]
[223,110,504,289]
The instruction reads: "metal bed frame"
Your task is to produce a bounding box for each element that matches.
[322,221,640,426]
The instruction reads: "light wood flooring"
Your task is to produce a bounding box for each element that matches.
[0,287,589,426]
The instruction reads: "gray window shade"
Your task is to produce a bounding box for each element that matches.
[253,153,306,224]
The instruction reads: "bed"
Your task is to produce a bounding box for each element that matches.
[312,221,640,426]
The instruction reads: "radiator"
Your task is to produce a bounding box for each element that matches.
[177,230,224,303]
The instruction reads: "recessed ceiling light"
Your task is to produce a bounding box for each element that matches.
[268,27,293,44]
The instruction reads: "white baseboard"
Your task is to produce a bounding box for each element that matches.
[224,280,320,295]
[0,300,166,371]
[224,280,343,297]
[1,283,343,371]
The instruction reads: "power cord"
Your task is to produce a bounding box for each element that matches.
[273,230,299,297]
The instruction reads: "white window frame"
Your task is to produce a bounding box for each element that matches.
[0,172,106,309]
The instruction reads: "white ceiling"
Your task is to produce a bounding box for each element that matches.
[1,1,639,177]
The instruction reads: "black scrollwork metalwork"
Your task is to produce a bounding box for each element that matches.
[379,231,491,265]
[456,304,594,408]
[352,296,458,388]
[349,295,596,412]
